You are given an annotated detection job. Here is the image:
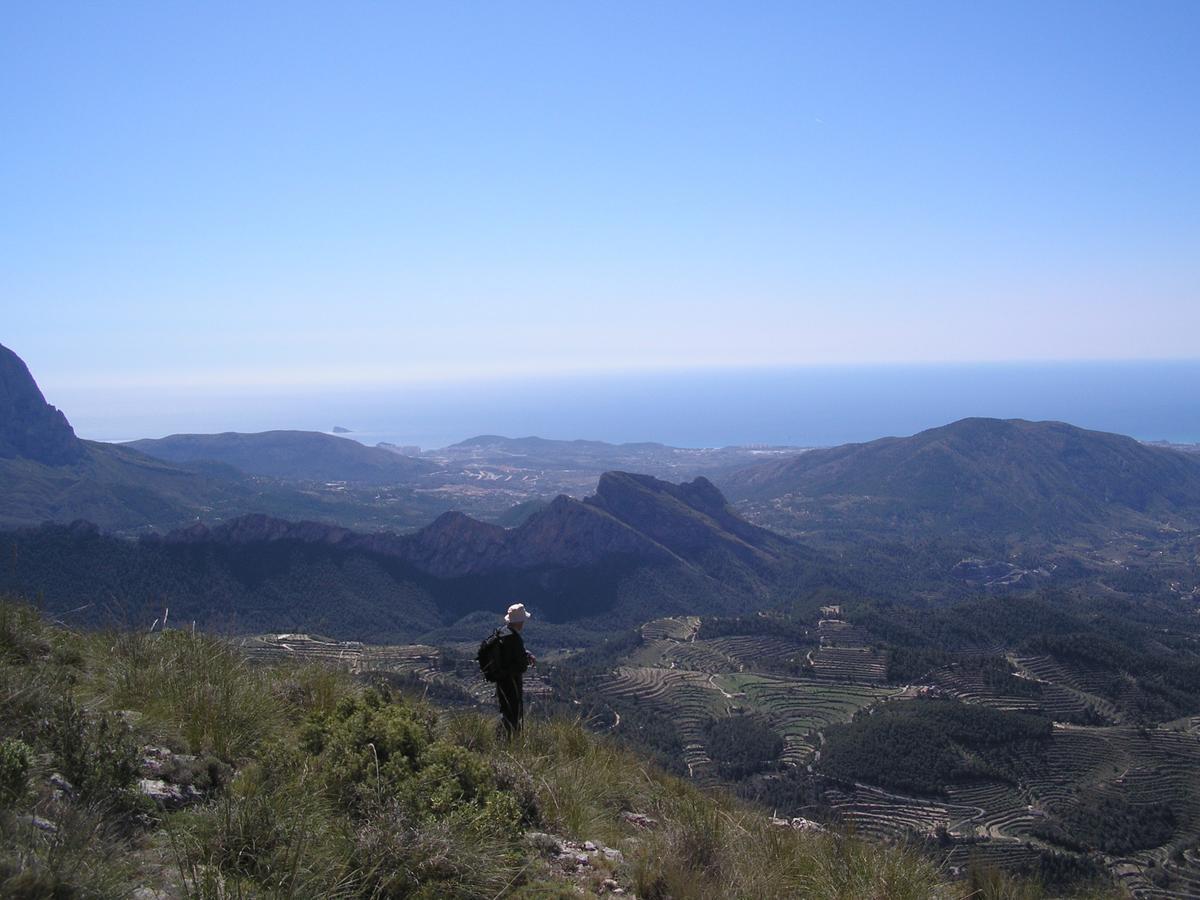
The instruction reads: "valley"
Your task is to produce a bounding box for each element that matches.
[241,597,1200,898]
[4,342,1200,896]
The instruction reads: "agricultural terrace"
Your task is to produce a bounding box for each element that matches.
[593,612,899,776]
[815,717,1200,899]
[927,660,1102,723]
[640,615,701,641]
[718,673,896,765]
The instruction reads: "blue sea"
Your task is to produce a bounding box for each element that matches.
[73,361,1200,450]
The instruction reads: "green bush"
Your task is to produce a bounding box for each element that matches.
[0,738,33,805]
[42,695,139,808]
[0,599,50,665]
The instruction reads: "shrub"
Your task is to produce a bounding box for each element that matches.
[0,599,50,665]
[169,755,356,899]
[0,738,33,805]
[0,803,137,900]
[42,695,139,809]
[91,628,280,759]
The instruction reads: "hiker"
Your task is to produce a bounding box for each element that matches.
[483,602,535,736]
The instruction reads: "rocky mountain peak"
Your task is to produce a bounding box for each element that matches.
[0,343,85,466]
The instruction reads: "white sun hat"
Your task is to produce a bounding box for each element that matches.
[504,603,531,624]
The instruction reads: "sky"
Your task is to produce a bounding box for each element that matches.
[2,1,1198,431]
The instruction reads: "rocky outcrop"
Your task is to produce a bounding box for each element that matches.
[0,343,84,465]
[587,471,788,567]
[158,473,786,583]
[525,831,634,896]
[135,745,229,809]
[396,510,508,576]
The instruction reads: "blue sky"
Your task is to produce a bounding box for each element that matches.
[3,1,1198,408]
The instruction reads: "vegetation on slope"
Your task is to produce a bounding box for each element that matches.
[702,714,783,780]
[856,591,1200,722]
[0,596,1069,900]
[819,700,1052,796]
[722,417,1200,541]
[1033,793,1179,856]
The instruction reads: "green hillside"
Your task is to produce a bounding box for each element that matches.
[126,430,437,484]
[0,598,1074,900]
[721,418,1200,544]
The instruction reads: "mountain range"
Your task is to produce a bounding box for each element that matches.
[0,470,796,641]
[126,430,436,483]
[720,417,1200,544]
[6,336,1200,626]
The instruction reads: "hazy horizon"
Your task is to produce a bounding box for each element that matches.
[50,359,1200,450]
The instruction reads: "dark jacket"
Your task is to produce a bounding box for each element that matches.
[496,628,529,680]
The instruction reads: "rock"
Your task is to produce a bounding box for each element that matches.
[138,777,198,808]
[526,831,563,854]
[603,847,624,863]
[583,840,597,852]
[17,815,57,833]
[620,811,658,830]
[0,343,86,465]
[601,878,620,893]
[139,745,175,777]
[770,815,826,833]
[48,772,74,800]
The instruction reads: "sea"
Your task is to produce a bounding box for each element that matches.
[71,360,1200,451]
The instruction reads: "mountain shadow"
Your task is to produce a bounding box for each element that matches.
[0,473,809,640]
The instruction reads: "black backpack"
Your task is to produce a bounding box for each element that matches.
[476,628,505,682]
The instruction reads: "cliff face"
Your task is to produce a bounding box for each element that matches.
[0,344,85,465]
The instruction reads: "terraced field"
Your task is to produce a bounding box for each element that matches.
[927,662,1097,722]
[719,673,895,764]
[640,615,700,641]
[703,634,809,669]
[625,638,742,673]
[815,718,1200,898]
[245,632,366,667]
[601,666,730,775]
[589,614,897,776]
[809,617,887,682]
[825,783,960,840]
[1012,654,1125,723]
[809,645,887,681]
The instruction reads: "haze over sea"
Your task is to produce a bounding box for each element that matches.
[66,360,1200,451]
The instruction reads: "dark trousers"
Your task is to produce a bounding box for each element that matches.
[497,676,523,737]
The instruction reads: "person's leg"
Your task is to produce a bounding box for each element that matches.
[497,679,519,737]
